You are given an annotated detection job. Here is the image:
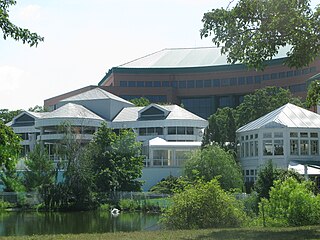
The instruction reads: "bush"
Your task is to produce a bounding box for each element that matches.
[259,177,320,227]
[0,200,11,211]
[119,199,140,211]
[161,179,246,229]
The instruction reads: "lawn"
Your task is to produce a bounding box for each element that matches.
[1,226,320,240]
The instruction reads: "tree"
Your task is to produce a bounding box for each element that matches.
[306,79,320,109]
[0,120,21,171]
[0,109,22,123]
[149,175,188,194]
[202,107,236,149]
[236,86,302,128]
[161,179,246,229]
[28,105,48,113]
[201,0,320,70]
[202,87,302,148]
[130,97,151,107]
[0,0,44,46]
[260,177,320,226]
[88,123,144,193]
[24,144,55,191]
[184,145,243,191]
[254,160,304,200]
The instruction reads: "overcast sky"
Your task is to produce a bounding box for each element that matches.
[0,0,226,110]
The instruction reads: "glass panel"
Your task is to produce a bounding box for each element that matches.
[311,140,318,155]
[263,140,273,156]
[311,132,318,138]
[156,127,163,135]
[263,133,272,138]
[300,140,309,155]
[290,140,299,155]
[245,142,249,157]
[300,132,308,138]
[250,141,254,157]
[274,132,283,138]
[186,127,193,135]
[274,140,284,155]
[168,127,176,135]
[177,127,185,135]
[254,141,258,156]
[139,128,146,136]
[290,132,298,137]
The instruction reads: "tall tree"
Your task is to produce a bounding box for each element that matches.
[0,0,44,46]
[184,145,243,191]
[88,123,144,193]
[201,0,320,69]
[306,79,320,109]
[130,97,150,107]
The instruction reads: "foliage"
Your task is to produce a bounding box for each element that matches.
[235,86,302,128]
[24,144,55,191]
[88,123,144,193]
[28,105,48,113]
[0,0,44,46]
[0,109,22,123]
[99,203,110,211]
[0,199,11,210]
[184,145,243,191]
[119,199,140,211]
[130,97,151,107]
[1,169,25,192]
[161,179,246,229]
[149,175,188,194]
[306,79,320,108]
[0,120,21,170]
[254,160,304,200]
[201,0,320,70]
[202,107,236,149]
[260,177,320,226]
[202,87,302,148]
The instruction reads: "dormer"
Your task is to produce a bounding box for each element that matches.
[10,112,40,127]
[138,104,170,120]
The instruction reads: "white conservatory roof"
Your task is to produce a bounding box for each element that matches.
[60,87,133,105]
[237,103,320,133]
[289,162,320,175]
[113,104,205,122]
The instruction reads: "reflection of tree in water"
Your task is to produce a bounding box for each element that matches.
[0,211,160,236]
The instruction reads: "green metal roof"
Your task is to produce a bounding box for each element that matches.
[98,47,290,86]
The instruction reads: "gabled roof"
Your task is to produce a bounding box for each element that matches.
[60,87,133,105]
[237,103,320,133]
[44,103,104,120]
[138,104,170,120]
[113,104,205,122]
[7,111,46,127]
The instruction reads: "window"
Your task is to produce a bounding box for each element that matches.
[274,140,284,155]
[145,81,153,87]
[186,127,194,135]
[300,132,308,138]
[246,76,253,84]
[153,81,161,87]
[290,132,298,138]
[187,80,195,88]
[238,77,245,85]
[263,132,272,138]
[137,81,144,87]
[250,141,254,156]
[311,140,318,155]
[196,80,203,88]
[245,142,249,157]
[120,81,127,87]
[221,78,230,87]
[271,73,278,79]
[279,72,286,78]
[230,78,237,86]
[171,81,178,88]
[179,81,186,88]
[177,127,185,134]
[212,79,220,87]
[294,70,301,76]
[263,140,273,156]
[287,71,293,77]
[139,128,146,136]
[128,81,136,87]
[300,140,309,155]
[274,132,283,138]
[204,80,211,87]
[263,74,270,81]
[162,81,170,87]
[311,132,318,138]
[168,127,176,135]
[254,141,258,156]
[290,140,299,155]
[254,76,261,84]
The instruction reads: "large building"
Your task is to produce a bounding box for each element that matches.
[9,87,207,190]
[237,103,320,184]
[97,47,320,119]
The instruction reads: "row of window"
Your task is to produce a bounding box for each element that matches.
[138,127,194,136]
[119,67,316,89]
[242,132,319,140]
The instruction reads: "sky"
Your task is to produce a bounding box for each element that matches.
[0,0,227,110]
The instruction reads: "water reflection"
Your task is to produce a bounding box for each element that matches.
[0,211,160,236]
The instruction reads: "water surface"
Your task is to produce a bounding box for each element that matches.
[0,211,160,236]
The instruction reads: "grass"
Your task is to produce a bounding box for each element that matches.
[1,226,320,240]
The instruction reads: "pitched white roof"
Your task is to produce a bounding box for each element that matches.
[237,103,320,133]
[113,104,205,122]
[44,103,104,120]
[60,88,133,105]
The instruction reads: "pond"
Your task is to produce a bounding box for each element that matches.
[0,211,161,236]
